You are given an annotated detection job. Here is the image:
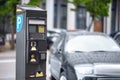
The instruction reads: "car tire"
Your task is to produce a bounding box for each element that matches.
[51,75,56,80]
[60,72,67,80]
[85,77,93,80]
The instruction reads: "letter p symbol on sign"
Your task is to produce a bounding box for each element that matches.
[16,14,23,32]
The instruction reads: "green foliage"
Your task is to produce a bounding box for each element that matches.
[68,0,112,30]
[0,0,19,24]
[68,0,112,18]
[27,0,43,6]
[0,0,19,50]
[0,0,18,16]
[0,1,8,15]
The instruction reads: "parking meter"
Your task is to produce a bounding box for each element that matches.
[16,5,47,80]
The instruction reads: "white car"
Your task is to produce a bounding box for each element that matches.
[50,31,120,80]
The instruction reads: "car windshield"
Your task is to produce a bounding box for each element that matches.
[65,35,120,52]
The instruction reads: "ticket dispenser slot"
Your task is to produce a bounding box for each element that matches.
[16,5,47,80]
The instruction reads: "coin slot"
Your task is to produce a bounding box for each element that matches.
[30,54,36,62]
[36,71,44,77]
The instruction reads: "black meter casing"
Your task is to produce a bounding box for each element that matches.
[16,5,47,80]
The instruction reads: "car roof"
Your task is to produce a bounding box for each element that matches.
[66,31,108,37]
[47,28,66,33]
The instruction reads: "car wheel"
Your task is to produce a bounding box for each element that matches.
[60,72,67,80]
[85,77,93,80]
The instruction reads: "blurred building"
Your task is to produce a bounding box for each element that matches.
[21,0,119,35]
[44,0,87,31]
[111,0,120,33]
[44,0,114,34]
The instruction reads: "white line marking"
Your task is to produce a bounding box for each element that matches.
[0,59,15,63]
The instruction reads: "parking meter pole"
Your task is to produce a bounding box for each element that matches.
[16,5,47,80]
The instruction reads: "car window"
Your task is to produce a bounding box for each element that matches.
[50,34,65,54]
[50,36,60,50]
[65,35,120,52]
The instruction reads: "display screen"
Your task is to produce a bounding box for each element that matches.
[29,20,45,25]
[29,26,37,33]
[29,26,45,33]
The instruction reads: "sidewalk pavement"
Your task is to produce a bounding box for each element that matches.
[0,50,16,60]
[0,50,51,80]
[0,50,16,80]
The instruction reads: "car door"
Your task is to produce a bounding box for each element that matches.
[50,34,65,79]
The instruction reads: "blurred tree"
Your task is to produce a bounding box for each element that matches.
[0,0,44,49]
[68,0,112,31]
[0,0,19,50]
[0,0,6,5]
[27,0,44,6]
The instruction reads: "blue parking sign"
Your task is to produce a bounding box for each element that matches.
[16,14,23,32]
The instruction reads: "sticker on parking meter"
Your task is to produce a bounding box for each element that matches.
[38,26,44,33]
[16,14,23,32]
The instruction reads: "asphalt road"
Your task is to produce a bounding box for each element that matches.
[0,50,16,80]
